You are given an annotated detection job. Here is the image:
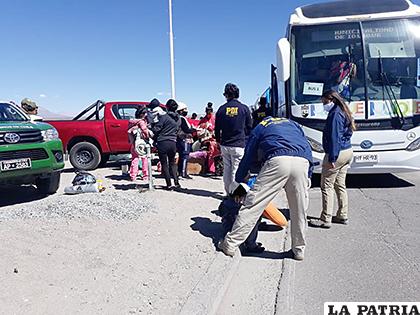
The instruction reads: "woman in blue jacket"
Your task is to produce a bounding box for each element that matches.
[309,90,356,228]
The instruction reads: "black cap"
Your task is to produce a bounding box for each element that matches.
[147,98,160,110]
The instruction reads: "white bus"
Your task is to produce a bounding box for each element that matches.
[272,0,420,173]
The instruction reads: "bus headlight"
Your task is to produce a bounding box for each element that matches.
[41,128,59,141]
[307,137,324,153]
[406,138,420,151]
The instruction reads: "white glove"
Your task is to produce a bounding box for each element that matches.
[229,181,250,196]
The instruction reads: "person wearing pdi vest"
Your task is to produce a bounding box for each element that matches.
[215,83,253,196]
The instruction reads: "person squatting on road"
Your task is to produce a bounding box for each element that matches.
[127,107,150,181]
[215,83,252,195]
[218,117,313,261]
[309,90,355,228]
[148,98,181,190]
[176,102,196,179]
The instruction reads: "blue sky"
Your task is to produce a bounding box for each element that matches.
[0,0,419,116]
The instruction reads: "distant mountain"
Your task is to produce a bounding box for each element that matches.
[38,106,73,120]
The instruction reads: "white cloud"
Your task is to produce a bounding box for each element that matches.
[39,94,47,98]
[157,92,171,96]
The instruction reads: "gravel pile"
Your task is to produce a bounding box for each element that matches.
[0,191,155,221]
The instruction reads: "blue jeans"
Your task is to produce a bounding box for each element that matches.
[177,139,191,177]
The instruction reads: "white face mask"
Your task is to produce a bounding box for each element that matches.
[323,102,335,112]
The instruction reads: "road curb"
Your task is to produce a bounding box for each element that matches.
[274,226,295,314]
[179,250,241,315]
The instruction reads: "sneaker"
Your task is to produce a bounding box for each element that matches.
[217,240,235,257]
[293,250,304,261]
[332,216,349,225]
[182,175,193,179]
[308,218,331,229]
[163,186,174,191]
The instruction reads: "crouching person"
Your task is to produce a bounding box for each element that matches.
[218,117,313,261]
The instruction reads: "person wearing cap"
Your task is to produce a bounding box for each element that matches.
[252,96,270,128]
[150,99,181,190]
[176,102,196,179]
[215,83,253,195]
[218,116,313,261]
[21,98,42,121]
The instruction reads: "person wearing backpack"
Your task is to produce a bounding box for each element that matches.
[127,107,150,182]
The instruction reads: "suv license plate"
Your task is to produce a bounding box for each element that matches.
[0,158,32,171]
[353,153,378,164]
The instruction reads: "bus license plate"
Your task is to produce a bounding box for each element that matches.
[353,154,378,164]
[0,158,32,171]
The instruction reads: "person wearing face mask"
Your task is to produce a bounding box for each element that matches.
[309,90,356,229]
[176,102,196,179]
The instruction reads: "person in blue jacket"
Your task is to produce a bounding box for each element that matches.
[309,90,355,228]
[218,116,313,261]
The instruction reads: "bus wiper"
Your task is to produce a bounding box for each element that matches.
[377,50,405,127]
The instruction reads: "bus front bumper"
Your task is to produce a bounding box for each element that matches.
[312,149,420,174]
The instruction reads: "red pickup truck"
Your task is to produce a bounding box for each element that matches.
[46,100,148,170]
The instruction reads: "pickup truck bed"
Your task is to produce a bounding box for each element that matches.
[46,100,149,170]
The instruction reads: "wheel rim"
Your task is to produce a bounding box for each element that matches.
[76,149,93,166]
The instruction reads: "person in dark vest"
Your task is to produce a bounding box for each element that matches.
[252,96,270,127]
[215,83,253,195]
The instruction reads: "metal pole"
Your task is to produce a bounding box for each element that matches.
[146,144,154,191]
[168,0,176,99]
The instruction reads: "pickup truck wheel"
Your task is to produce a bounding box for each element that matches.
[36,172,61,195]
[69,142,101,170]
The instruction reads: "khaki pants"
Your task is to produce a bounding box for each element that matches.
[320,148,353,223]
[221,156,310,256]
[221,145,244,194]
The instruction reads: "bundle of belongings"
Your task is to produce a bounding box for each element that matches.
[64,171,105,194]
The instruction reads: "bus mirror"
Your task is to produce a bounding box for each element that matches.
[276,38,290,82]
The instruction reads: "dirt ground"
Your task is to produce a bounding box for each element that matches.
[0,161,232,314]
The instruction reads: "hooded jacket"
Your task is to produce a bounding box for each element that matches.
[151,111,181,143]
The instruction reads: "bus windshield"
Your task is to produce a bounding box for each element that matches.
[290,18,420,121]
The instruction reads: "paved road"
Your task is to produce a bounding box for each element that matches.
[291,172,420,315]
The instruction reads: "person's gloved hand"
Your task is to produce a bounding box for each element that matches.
[229,181,250,204]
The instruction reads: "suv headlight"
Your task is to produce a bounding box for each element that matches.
[307,137,324,153]
[42,128,59,141]
[406,138,420,151]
